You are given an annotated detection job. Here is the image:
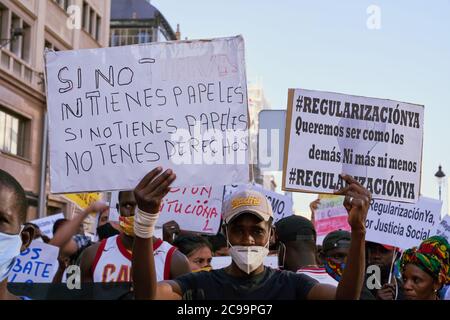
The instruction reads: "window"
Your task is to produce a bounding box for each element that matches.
[45,40,60,52]
[110,28,154,46]
[53,0,71,12]
[82,1,89,31]
[10,13,21,56]
[89,8,95,35]
[82,2,101,41]
[138,31,151,44]
[0,4,8,42]
[96,15,101,41]
[0,108,27,157]
[21,21,31,62]
[0,5,31,63]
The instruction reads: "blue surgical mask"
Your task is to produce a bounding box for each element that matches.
[0,230,23,282]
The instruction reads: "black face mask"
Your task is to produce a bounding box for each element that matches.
[97,223,119,240]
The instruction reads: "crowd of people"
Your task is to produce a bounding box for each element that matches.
[0,167,449,300]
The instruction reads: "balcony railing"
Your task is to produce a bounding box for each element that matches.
[0,48,44,94]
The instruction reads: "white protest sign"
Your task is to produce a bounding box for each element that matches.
[211,256,278,270]
[45,36,249,193]
[314,195,350,245]
[225,184,293,223]
[433,215,450,242]
[107,191,120,222]
[365,197,441,249]
[8,241,59,283]
[224,184,241,198]
[156,186,224,235]
[30,213,65,238]
[282,89,424,203]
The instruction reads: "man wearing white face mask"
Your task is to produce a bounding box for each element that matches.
[0,170,35,300]
[131,168,371,300]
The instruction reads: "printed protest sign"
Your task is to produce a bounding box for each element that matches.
[314,195,350,245]
[224,184,293,223]
[282,89,424,203]
[365,197,441,249]
[8,241,59,283]
[156,186,224,235]
[433,215,450,242]
[64,192,102,209]
[30,213,65,238]
[45,36,249,193]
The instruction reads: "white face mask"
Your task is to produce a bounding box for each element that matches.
[227,231,271,274]
[0,230,22,282]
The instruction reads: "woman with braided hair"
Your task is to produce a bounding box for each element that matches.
[401,236,450,300]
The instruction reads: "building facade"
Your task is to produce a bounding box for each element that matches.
[247,79,277,191]
[110,0,178,47]
[0,0,110,220]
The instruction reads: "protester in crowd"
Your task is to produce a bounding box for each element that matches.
[96,208,120,241]
[0,169,35,300]
[365,241,404,300]
[162,220,181,245]
[207,233,229,257]
[24,222,50,243]
[275,215,338,286]
[321,229,375,299]
[80,190,190,283]
[400,236,450,300]
[49,202,108,266]
[308,199,325,265]
[50,202,110,284]
[131,168,371,300]
[173,236,213,272]
[316,245,325,266]
[162,220,201,245]
[321,230,352,282]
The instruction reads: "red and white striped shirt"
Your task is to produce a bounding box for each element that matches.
[296,267,338,287]
[91,235,177,282]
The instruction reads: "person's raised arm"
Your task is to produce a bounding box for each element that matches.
[132,167,183,300]
[309,198,320,223]
[307,174,370,300]
[333,174,370,299]
[49,202,108,256]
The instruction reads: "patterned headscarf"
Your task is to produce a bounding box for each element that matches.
[401,236,450,285]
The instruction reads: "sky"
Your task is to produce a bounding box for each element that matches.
[152,0,450,215]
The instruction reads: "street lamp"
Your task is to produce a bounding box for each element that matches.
[435,165,446,201]
[0,28,24,49]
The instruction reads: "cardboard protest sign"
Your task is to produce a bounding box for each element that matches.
[8,241,59,283]
[64,192,102,209]
[282,89,424,203]
[156,186,224,235]
[433,215,450,242]
[224,184,293,223]
[45,36,249,193]
[365,197,441,249]
[30,213,65,238]
[314,195,350,245]
[211,256,278,270]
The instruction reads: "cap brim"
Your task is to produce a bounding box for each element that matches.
[225,210,269,224]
